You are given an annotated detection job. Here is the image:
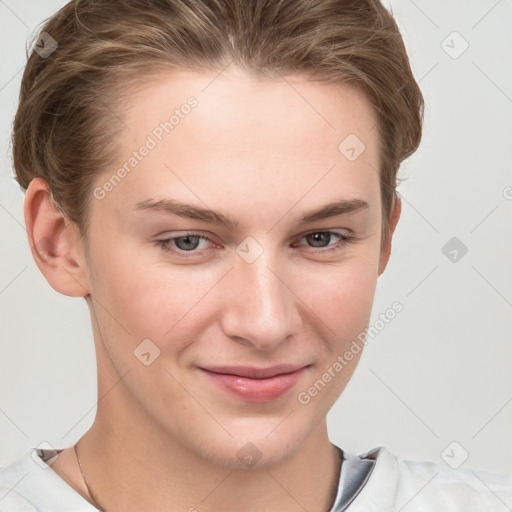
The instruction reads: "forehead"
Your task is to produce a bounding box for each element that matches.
[94,70,381,224]
[122,69,378,153]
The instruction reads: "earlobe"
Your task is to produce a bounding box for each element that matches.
[378,193,402,276]
[25,178,90,297]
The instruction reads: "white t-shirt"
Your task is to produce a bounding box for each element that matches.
[0,444,511,511]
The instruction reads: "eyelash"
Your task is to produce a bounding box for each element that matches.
[155,231,356,257]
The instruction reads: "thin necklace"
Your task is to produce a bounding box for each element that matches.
[74,442,106,511]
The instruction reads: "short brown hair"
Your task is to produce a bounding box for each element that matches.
[12,0,423,245]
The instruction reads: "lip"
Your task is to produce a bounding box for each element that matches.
[199,365,309,402]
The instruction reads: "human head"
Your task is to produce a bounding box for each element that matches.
[14,0,423,473]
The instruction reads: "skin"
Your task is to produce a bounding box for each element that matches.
[25,68,401,512]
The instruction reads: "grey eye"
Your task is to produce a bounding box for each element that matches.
[174,235,202,251]
[305,232,334,247]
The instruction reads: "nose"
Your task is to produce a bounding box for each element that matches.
[220,252,301,351]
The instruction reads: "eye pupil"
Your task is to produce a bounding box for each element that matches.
[307,232,331,247]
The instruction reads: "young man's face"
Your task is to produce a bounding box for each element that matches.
[66,70,398,468]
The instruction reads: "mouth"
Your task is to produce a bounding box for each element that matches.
[198,364,309,403]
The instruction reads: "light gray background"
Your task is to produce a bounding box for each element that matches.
[1,0,511,474]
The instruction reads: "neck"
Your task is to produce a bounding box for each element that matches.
[78,388,341,512]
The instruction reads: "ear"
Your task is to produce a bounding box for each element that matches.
[24,178,90,297]
[378,192,401,276]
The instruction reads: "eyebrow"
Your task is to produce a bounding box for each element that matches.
[133,197,369,230]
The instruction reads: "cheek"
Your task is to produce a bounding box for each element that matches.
[292,254,379,337]
[88,242,226,348]
[294,261,376,411]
